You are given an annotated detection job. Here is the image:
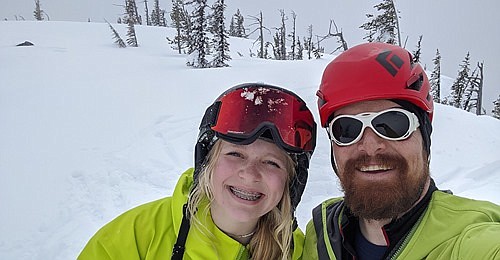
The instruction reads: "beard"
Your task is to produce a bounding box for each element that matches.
[339,153,429,220]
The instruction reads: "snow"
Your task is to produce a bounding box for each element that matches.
[1,21,499,259]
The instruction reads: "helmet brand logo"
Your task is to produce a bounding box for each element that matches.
[375,50,404,77]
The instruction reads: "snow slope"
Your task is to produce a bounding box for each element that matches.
[1,21,499,259]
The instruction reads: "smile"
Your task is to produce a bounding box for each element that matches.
[229,186,263,201]
[358,165,392,172]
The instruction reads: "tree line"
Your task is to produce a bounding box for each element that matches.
[21,0,500,119]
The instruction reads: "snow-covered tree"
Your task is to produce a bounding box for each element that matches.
[144,0,151,26]
[360,0,400,45]
[462,67,479,112]
[187,0,209,68]
[126,19,139,47]
[412,35,423,63]
[229,9,246,38]
[272,31,282,60]
[492,95,500,119]
[105,20,126,48]
[123,0,141,25]
[151,0,166,26]
[210,0,230,67]
[430,49,441,103]
[288,11,297,60]
[447,52,471,108]
[34,0,48,21]
[304,25,316,60]
[296,37,303,60]
[463,62,484,114]
[277,9,287,60]
[168,0,191,54]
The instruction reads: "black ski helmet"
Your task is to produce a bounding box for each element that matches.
[193,83,317,210]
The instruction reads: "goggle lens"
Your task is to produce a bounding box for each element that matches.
[209,85,316,153]
[328,108,419,146]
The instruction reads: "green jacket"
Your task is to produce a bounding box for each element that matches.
[304,190,500,259]
[78,168,304,259]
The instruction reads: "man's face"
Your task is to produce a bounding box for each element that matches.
[331,100,429,220]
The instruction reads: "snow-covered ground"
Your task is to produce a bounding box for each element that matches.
[1,21,499,259]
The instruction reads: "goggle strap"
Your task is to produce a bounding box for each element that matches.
[199,101,221,131]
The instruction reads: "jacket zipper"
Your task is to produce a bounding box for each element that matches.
[388,214,424,259]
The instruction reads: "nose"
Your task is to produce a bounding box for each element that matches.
[238,162,262,182]
[356,128,386,156]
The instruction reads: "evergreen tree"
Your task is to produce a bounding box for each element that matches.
[272,31,281,60]
[105,20,127,48]
[126,19,139,47]
[304,25,316,60]
[229,15,236,36]
[210,0,231,67]
[448,52,471,108]
[475,62,484,115]
[235,9,246,38]
[463,62,484,114]
[168,0,191,54]
[360,0,400,45]
[159,9,167,26]
[492,95,500,119]
[151,0,166,26]
[124,0,141,25]
[412,35,423,63]
[288,11,297,60]
[144,0,151,26]
[462,67,479,112]
[229,9,246,38]
[278,9,287,60]
[34,0,44,21]
[429,49,441,103]
[296,37,303,60]
[187,0,209,68]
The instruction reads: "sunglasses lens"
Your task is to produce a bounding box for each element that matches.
[372,110,410,139]
[331,117,363,144]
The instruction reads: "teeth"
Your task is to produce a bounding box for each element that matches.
[359,165,392,172]
[230,187,262,201]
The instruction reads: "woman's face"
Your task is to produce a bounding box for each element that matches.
[210,139,290,226]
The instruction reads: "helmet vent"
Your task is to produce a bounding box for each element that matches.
[406,73,423,91]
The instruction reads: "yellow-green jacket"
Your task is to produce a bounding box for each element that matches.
[78,168,304,259]
[303,189,500,259]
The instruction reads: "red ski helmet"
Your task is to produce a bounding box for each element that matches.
[317,42,434,127]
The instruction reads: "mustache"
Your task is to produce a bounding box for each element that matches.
[347,153,407,171]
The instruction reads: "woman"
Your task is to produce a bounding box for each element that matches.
[78,83,317,259]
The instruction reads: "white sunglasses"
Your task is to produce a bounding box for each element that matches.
[328,108,420,146]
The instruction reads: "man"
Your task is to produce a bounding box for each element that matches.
[303,42,500,259]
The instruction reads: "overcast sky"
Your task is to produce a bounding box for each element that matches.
[2,0,499,112]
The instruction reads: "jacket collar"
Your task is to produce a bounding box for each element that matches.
[340,179,438,258]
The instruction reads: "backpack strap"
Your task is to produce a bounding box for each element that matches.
[171,203,190,260]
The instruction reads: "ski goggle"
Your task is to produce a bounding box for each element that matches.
[202,85,316,153]
[328,108,420,146]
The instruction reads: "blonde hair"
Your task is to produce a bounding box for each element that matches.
[188,140,296,260]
